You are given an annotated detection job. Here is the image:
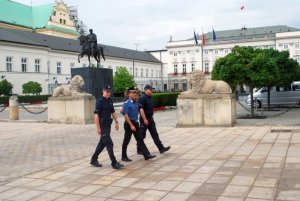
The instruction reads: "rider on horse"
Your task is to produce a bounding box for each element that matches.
[87,29,99,55]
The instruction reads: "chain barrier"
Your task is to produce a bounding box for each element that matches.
[0,105,7,113]
[17,100,48,115]
[237,100,251,113]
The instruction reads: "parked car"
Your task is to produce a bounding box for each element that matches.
[246,81,300,108]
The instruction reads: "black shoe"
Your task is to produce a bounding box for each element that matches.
[90,160,102,167]
[112,162,124,170]
[160,146,171,154]
[122,157,132,162]
[145,154,156,160]
[137,151,143,155]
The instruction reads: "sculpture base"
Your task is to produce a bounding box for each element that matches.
[48,96,96,124]
[71,67,113,99]
[176,94,236,127]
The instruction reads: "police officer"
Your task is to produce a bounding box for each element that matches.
[90,85,124,170]
[138,85,171,154]
[122,86,156,162]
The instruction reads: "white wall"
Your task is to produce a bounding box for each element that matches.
[0,41,162,94]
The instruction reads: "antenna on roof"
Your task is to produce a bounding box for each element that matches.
[134,41,139,51]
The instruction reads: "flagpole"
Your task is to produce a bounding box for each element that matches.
[201,27,204,72]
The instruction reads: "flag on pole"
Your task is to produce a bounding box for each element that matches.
[212,29,217,41]
[202,32,206,46]
[240,5,245,10]
[194,30,198,45]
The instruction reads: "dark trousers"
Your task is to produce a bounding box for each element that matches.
[122,121,150,159]
[138,116,164,151]
[91,125,117,166]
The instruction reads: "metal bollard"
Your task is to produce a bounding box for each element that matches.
[9,96,19,120]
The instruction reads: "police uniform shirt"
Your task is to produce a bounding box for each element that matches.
[123,98,140,121]
[139,94,154,117]
[94,97,115,123]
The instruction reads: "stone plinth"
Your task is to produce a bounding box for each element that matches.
[177,94,236,127]
[48,96,96,124]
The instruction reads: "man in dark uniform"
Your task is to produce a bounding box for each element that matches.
[121,86,156,162]
[138,85,171,154]
[91,85,124,170]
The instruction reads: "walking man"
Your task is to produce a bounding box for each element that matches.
[138,85,171,154]
[122,86,156,162]
[90,85,124,169]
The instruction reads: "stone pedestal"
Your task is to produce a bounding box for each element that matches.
[177,94,236,127]
[48,96,96,124]
[71,67,113,99]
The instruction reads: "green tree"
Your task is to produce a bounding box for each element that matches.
[212,46,282,117]
[113,67,136,96]
[22,81,42,95]
[0,79,13,95]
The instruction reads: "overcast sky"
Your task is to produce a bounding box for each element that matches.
[15,0,300,51]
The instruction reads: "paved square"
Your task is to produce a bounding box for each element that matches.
[0,121,300,200]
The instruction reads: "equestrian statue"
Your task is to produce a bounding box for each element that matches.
[78,29,105,67]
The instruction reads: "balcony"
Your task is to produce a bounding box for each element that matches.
[168,72,190,77]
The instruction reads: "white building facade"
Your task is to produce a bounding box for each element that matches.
[154,25,300,91]
[0,28,162,95]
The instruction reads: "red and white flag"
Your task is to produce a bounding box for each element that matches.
[240,5,245,10]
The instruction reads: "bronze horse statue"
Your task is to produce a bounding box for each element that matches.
[78,35,105,67]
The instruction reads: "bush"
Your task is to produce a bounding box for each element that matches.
[22,81,42,95]
[0,79,13,95]
[0,95,51,105]
[151,92,180,107]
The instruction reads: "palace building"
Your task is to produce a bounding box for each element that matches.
[150,25,300,91]
[0,0,163,95]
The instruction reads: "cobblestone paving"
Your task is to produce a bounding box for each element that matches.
[1,122,300,200]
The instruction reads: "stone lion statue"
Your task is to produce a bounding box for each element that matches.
[52,75,91,97]
[182,70,232,94]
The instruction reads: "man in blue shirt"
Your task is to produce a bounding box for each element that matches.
[121,86,156,162]
[91,85,124,170]
[138,85,171,154]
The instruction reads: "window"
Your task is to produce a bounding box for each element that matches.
[70,63,75,68]
[173,52,178,57]
[21,58,27,72]
[183,83,187,91]
[214,50,218,54]
[57,62,61,74]
[182,64,187,73]
[60,19,62,23]
[63,19,66,24]
[204,62,209,72]
[224,49,229,54]
[6,57,12,72]
[135,68,138,77]
[141,68,144,77]
[191,63,195,72]
[204,50,209,54]
[35,59,40,73]
[156,70,158,78]
[174,83,179,91]
[295,43,300,49]
[283,44,289,49]
[174,64,178,74]
[151,69,153,78]
[146,69,149,78]
[276,86,291,92]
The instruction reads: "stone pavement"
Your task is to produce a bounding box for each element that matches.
[1,122,300,201]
